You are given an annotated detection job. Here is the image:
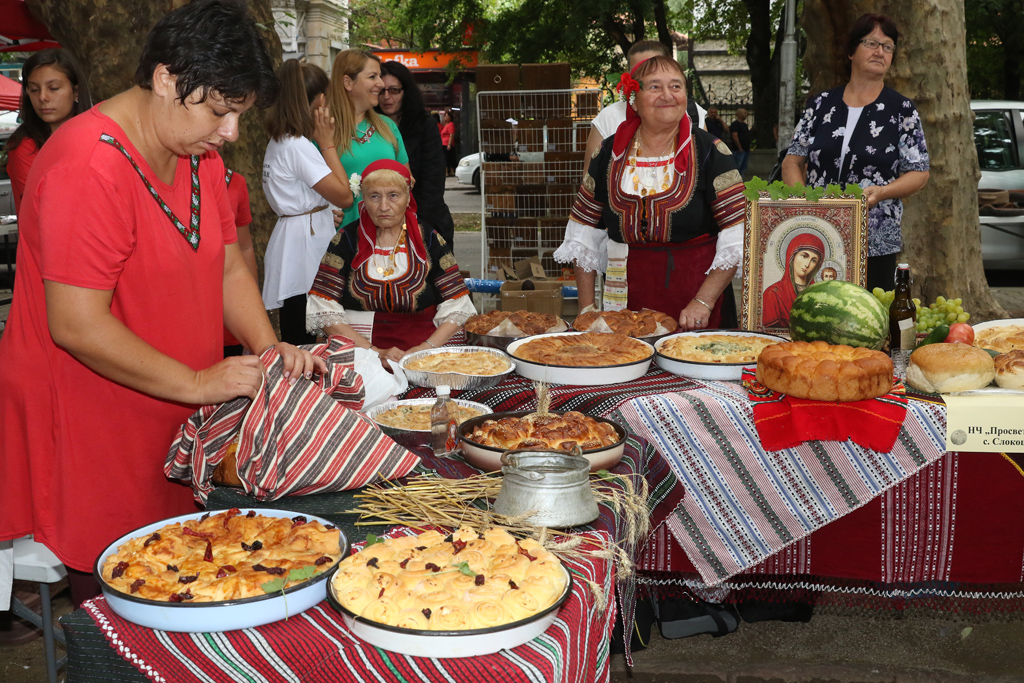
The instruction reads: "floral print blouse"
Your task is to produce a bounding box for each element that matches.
[787,86,930,256]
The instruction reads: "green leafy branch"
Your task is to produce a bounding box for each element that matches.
[259,564,321,621]
[742,177,864,203]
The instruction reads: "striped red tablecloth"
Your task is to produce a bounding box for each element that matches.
[84,530,617,683]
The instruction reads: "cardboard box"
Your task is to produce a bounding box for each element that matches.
[500,280,563,315]
[513,255,548,280]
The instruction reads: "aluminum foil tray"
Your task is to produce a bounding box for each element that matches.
[400,346,515,390]
[364,398,492,448]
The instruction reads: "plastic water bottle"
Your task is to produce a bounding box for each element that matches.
[430,385,455,455]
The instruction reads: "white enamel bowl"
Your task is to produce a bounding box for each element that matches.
[506,332,654,386]
[328,564,572,658]
[400,346,515,390]
[654,330,789,381]
[94,508,348,632]
[457,410,627,472]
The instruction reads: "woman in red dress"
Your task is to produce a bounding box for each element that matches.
[0,0,324,606]
[4,49,92,214]
[761,232,825,328]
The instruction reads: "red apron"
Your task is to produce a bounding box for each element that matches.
[625,234,724,328]
[371,306,437,350]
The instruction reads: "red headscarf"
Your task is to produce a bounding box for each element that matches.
[611,58,693,174]
[351,159,428,270]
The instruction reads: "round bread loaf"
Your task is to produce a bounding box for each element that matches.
[906,343,995,393]
[756,340,894,402]
[994,349,1024,390]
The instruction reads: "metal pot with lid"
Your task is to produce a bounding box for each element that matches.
[492,449,599,528]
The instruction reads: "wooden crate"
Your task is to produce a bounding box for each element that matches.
[520,63,571,90]
[516,120,545,153]
[484,185,516,217]
[576,91,600,118]
[546,184,577,217]
[515,185,547,218]
[546,119,574,152]
[482,161,524,187]
[521,162,546,185]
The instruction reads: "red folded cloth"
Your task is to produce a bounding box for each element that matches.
[742,368,908,452]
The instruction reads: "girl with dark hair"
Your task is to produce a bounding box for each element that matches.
[262,59,354,345]
[5,48,92,213]
[781,13,930,290]
[328,49,409,228]
[377,60,455,241]
[0,0,324,607]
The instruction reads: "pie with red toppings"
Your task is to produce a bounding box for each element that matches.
[100,510,342,602]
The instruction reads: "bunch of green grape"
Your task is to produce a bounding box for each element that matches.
[871,289,970,335]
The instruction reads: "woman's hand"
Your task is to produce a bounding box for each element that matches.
[265,342,328,385]
[332,209,345,228]
[862,185,885,208]
[193,356,266,403]
[313,106,337,152]
[678,300,712,331]
[382,346,407,363]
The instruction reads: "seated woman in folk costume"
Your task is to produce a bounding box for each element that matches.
[306,159,476,364]
[554,55,744,330]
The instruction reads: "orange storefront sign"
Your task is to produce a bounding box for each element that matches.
[374,50,479,71]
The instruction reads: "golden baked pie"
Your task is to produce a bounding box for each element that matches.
[468,411,618,454]
[513,333,652,367]
[374,403,486,431]
[466,411,620,451]
[465,310,563,336]
[331,526,567,630]
[660,334,781,364]
[975,324,1024,354]
[101,509,341,602]
[404,351,511,375]
[573,309,678,338]
[756,341,893,402]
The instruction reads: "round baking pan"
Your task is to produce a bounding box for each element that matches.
[458,410,627,472]
[654,329,789,381]
[506,332,654,386]
[328,563,572,658]
[364,398,492,449]
[400,346,515,390]
[94,508,349,632]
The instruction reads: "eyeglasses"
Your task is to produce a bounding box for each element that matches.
[860,38,896,54]
[382,87,404,96]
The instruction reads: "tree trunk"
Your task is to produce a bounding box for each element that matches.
[25,0,283,290]
[801,0,1005,321]
[742,0,778,149]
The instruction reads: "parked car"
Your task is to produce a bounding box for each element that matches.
[455,152,481,191]
[971,100,1024,270]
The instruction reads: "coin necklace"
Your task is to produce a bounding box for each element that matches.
[628,133,675,196]
[374,223,407,277]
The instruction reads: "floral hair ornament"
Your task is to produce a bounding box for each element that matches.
[616,72,642,108]
[349,173,362,197]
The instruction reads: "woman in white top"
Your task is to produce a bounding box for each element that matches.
[262,59,354,344]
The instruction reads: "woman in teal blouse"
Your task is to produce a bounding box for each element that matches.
[328,49,409,227]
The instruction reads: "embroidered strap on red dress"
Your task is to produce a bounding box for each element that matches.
[99,133,201,251]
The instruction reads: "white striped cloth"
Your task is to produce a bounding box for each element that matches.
[165,336,419,503]
[615,382,947,585]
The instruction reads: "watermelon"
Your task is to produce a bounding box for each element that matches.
[788,280,889,350]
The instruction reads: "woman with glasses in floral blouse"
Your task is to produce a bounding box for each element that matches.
[781,13,930,290]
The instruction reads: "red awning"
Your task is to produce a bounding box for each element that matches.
[0,40,60,52]
[0,0,53,40]
[0,73,22,111]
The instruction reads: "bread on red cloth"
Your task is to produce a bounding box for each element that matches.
[743,368,906,452]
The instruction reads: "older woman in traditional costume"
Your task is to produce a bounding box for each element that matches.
[554,55,744,330]
[306,159,476,363]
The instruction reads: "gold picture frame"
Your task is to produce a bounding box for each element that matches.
[741,194,868,334]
